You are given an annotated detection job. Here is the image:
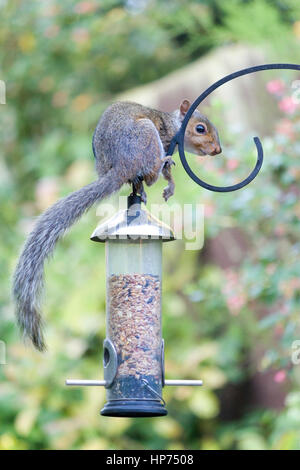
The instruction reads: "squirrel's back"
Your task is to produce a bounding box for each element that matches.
[92,101,174,169]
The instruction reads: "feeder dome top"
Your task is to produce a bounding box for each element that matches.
[90,203,175,242]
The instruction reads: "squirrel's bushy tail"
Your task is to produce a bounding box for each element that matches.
[13,169,123,351]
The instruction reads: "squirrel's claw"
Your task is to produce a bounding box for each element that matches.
[162,156,176,168]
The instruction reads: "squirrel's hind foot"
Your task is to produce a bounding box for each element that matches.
[132,176,147,204]
[140,190,147,205]
[163,183,175,202]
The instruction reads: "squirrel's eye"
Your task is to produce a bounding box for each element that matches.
[196,124,206,134]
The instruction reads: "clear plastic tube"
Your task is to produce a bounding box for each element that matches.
[102,239,165,416]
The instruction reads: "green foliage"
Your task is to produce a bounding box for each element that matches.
[1,0,300,451]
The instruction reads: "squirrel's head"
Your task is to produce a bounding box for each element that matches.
[179,99,222,156]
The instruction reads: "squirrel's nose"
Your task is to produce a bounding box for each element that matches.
[211,145,222,155]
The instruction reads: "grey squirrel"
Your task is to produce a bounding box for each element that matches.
[12,99,221,351]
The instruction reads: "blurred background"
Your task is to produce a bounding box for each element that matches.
[1,0,300,450]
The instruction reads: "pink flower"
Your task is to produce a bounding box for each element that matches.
[274,224,287,236]
[274,324,284,336]
[227,158,239,171]
[274,370,286,384]
[74,2,97,14]
[222,270,246,315]
[276,118,295,139]
[266,263,276,275]
[71,28,90,44]
[278,96,298,115]
[266,79,285,95]
[44,25,60,38]
[226,295,246,315]
[204,202,215,218]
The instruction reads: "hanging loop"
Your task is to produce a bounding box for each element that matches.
[167,63,300,193]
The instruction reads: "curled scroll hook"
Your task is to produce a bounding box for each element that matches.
[167,63,300,193]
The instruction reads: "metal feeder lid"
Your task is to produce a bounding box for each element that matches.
[90,202,175,243]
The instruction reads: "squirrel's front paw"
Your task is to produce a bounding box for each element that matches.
[162,156,176,168]
[163,185,175,202]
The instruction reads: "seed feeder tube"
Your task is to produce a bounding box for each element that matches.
[93,194,173,417]
[66,194,203,417]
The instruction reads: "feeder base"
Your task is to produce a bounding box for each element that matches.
[100,399,167,417]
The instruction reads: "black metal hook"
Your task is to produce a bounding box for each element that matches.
[167,63,300,193]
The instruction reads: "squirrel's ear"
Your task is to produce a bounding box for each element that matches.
[179,99,191,117]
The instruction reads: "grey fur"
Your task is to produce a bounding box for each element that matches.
[13,169,122,351]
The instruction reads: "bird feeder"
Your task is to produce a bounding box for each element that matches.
[66,63,300,417]
[66,193,202,417]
